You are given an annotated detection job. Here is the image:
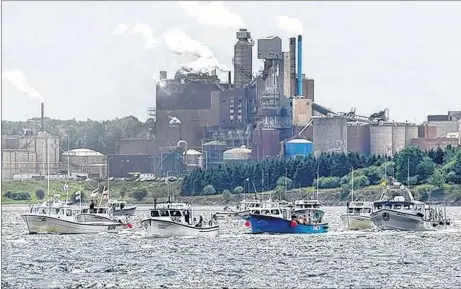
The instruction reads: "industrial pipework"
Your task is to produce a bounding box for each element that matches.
[297,35,302,96]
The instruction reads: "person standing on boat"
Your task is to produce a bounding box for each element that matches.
[89,199,95,213]
[195,215,203,227]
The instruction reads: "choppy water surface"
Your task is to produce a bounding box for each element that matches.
[2,205,461,288]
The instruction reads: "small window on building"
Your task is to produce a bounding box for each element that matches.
[230,115,234,120]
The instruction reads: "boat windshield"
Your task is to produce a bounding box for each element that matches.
[347,208,372,214]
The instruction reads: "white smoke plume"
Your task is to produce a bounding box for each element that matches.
[112,23,157,49]
[112,23,129,35]
[177,1,245,29]
[276,15,303,35]
[131,23,157,50]
[163,28,230,73]
[2,70,44,102]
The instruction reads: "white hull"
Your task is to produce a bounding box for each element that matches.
[22,214,126,234]
[371,210,445,231]
[215,211,239,219]
[141,218,219,238]
[112,206,136,216]
[340,214,373,230]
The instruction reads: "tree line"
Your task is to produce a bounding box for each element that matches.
[2,116,154,155]
[181,146,461,196]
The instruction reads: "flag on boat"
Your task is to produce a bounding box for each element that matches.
[102,186,109,200]
[89,188,99,198]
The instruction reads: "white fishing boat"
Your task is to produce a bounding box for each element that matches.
[21,205,130,234]
[340,201,374,230]
[340,169,374,230]
[141,202,219,238]
[215,197,263,220]
[370,182,450,231]
[106,200,137,216]
[22,181,131,234]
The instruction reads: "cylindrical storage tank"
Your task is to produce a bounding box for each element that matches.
[392,125,406,154]
[370,125,393,156]
[184,149,201,167]
[313,117,348,155]
[223,146,252,164]
[284,139,313,158]
[347,124,370,155]
[405,125,418,146]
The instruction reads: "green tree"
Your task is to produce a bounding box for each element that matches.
[35,189,45,200]
[276,176,293,190]
[233,186,244,195]
[119,186,127,198]
[202,185,216,196]
[132,189,147,201]
[222,189,232,203]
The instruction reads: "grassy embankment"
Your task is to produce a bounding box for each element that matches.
[2,180,461,206]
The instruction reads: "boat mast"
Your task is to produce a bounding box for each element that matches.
[316,160,320,200]
[351,168,354,202]
[407,157,410,188]
[47,143,50,200]
[284,167,288,200]
[384,160,387,184]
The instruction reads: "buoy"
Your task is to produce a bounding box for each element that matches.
[127,223,133,229]
[244,221,250,227]
[290,220,297,228]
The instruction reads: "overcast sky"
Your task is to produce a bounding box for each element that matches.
[2,1,460,123]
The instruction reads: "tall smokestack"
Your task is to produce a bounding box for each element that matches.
[40,102,45,132]
[297,35,302,96]
[289,37,296,97]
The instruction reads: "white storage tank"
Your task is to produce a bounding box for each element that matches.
[223,146,252,164]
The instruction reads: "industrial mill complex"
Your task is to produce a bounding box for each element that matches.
[2,28,460,180]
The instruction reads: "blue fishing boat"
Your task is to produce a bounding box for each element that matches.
[246,206,329,234]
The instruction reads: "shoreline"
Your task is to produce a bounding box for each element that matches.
[3,180,461,206]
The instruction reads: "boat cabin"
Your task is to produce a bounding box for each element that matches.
[346,201,373,215]
[30,205,82,217]
[82,207,111,215]
[149,207,193,225]
[374,195,426,213]
[248,207,290,219]
[294,200,321,210]
[107,200,127,211]
[239,199,262,210]
[155,202,189,210]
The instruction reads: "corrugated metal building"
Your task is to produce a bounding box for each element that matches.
[108,154,153,178]
[252,128,280,160]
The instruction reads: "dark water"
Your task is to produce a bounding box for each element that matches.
[2,206,461,289]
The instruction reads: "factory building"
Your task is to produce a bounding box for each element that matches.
[1,103,61,179]
[201,140,227,169]
[107,154,153,178]
[63,149,106,178]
